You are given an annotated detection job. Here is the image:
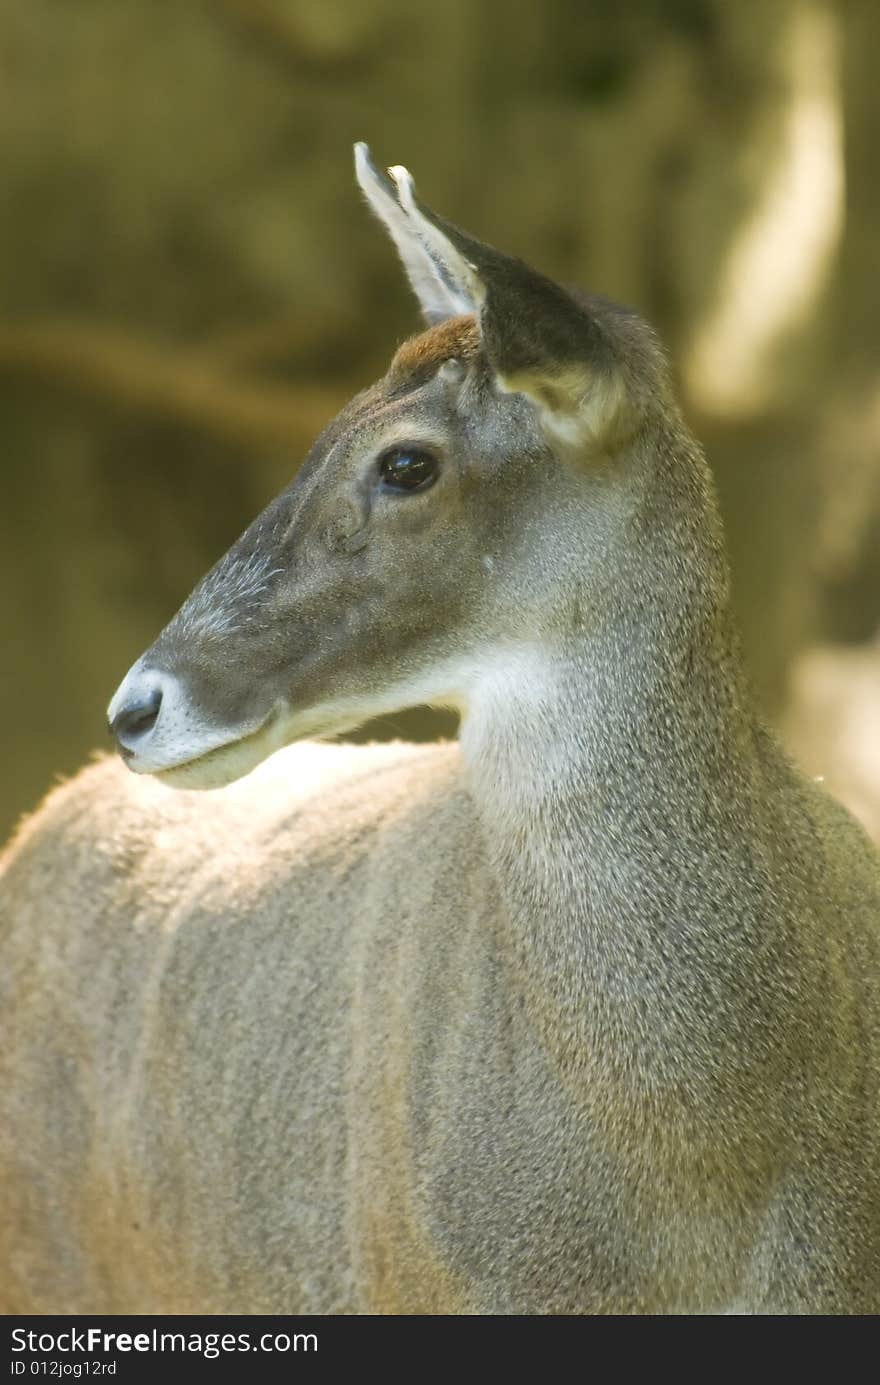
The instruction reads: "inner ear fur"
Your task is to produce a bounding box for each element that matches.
[441,240,645,457]
[491,329,642,457]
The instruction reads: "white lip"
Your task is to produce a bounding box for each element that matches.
[150,710,286,790]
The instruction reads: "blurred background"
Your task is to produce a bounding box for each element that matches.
[2,0,878,845]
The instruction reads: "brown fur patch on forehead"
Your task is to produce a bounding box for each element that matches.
[387,315,482,391]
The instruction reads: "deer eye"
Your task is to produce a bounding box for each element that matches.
[378,447,439,494]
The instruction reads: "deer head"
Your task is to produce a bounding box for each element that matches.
[108,144,684,788]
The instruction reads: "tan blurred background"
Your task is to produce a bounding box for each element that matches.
[2,0,878,845]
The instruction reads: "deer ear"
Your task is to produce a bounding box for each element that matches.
[355,143,639,453]
[355,143,481,325]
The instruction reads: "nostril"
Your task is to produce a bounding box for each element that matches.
[110,686,163,748]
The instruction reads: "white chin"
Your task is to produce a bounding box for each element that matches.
[151,720,283,790]
[144,703,367,790]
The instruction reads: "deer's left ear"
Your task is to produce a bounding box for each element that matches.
[355,144,481,325]
[355,144,641,455]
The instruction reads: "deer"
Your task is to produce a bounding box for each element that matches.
[1,144,879,1316]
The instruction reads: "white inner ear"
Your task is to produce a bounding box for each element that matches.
[355,143,482,324]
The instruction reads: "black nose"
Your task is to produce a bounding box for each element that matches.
[110,686,163,749]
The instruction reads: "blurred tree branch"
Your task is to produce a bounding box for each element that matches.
[199,312,359,370]
[0,320,345,454]
[206,0,377,78]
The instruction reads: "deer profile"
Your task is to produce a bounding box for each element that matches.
[1,145,878,1315]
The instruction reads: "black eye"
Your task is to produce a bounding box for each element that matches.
[378,447,439,494]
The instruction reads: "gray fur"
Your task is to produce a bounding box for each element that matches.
[1,148,878,1314]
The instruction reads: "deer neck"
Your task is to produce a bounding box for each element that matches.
[457,558,794,1150]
